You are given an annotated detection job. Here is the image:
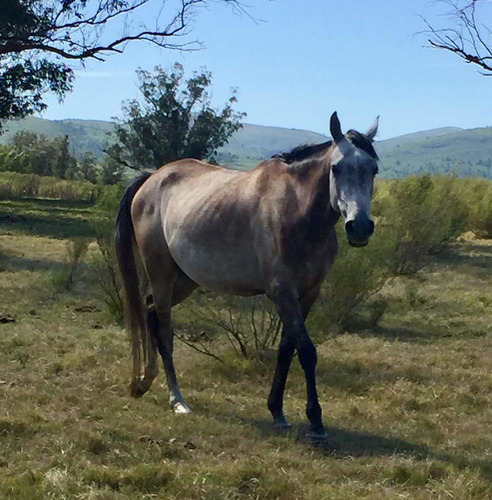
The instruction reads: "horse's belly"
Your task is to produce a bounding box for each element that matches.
[168,238,264,295]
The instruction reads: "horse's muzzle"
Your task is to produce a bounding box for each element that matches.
[345,215,374,247]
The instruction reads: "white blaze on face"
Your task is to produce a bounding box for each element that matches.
[329,139,375,222]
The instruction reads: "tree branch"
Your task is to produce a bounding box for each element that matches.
[420,0,492,74]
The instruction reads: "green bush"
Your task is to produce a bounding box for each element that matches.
[378,175,468,275]
[457,177,492,238]
[52,238,89,291]
[0,171,98,201]
[308,225,393,333]
[90,184,125,322]
[309,175,469,334]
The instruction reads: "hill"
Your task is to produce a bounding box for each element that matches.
[1,117,491,178]
[376,127,492,178]
[0,117,114,157]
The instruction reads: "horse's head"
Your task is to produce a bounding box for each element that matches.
[328,112,379,247]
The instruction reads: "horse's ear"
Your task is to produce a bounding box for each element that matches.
[330,112,344,143]
[365,116,379,141]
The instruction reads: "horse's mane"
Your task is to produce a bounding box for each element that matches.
[345,130,379,160]
[274,130,378,165]
[273,141,331,164]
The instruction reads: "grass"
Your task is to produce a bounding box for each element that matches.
[0,198,492,498]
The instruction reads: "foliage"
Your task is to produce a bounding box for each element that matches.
[76,151,98,184]
[0,0,243,129]
[456,177,492,238]
[175,292,281,360]
[96,148,126,185]
[91,184,125,321]
[51,237,89,291]
[0,131,126,184]
[310,175,470,332]
[0,56,73,130]
[2,131,79,179]
[308,227,393,332]
[109,64,245,170]
[377,175,468,275]
[0,171,97,201]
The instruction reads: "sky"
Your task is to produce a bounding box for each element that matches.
[41,0,492,140]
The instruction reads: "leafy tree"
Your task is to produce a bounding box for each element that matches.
[10,131,77,178]
[421,0,492,74]
[109,64,245,170]
[0,143,28,172]
[98,148,126,185]
[77,151,98,184]
[53,135,77,179]
[0,0,245,130]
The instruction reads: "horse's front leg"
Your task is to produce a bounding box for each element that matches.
[268,326,295,428]
[268,285,325,438]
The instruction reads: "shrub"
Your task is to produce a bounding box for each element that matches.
[174,292,281,360]
[90,185,125,322]
[308,225,393,333]
[378,175,468,275]
[457,177,492,238]
[52,238,89,291]
[0,171,97,201]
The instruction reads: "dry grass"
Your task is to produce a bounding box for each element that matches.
[0,199,492,499]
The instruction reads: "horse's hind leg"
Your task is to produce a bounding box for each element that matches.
[139,266,197,394]
[148,268,197,414]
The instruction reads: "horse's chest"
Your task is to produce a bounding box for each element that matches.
[280,223,338,289]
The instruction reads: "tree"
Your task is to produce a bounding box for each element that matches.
[422,0,492,74]
[0,0,245,129]
[98,147,126,184]
[108,63,245,170]
[53,135,77,179]
[77,151,98,184]
[10,130,77,178]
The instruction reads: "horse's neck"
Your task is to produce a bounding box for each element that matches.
[288,158,338,228]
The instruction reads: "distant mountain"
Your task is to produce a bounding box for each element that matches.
[375,127,463,153]
[215,123,329,170]
[376,126,492,178]
[0,116,114,157]
[1,117,491,179]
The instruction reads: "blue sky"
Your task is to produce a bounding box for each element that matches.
[42,0,492,140]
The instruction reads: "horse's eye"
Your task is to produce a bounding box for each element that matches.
[331,164,340,175]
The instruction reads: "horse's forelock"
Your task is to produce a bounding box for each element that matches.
[345,130,379,160]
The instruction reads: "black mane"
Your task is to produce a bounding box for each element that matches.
[345,130,379,160]
[273,141,332,164]
[274,130,378,165]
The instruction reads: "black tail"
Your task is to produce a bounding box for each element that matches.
[115,172,152,396]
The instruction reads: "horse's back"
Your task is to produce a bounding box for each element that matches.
[132,160,267,294]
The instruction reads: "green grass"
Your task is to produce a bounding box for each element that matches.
[0,198,95,239]
[0,199,492,498]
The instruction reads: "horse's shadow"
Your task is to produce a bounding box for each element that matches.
[190,402,492,483]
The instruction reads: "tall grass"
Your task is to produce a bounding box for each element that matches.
[0,171,98,201]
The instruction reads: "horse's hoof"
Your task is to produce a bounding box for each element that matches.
[274,417,292,430]
[172,401,192,414]
[306,429,327,440]
[130,380,149,398]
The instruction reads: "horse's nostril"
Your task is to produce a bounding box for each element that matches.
[345,220,354,235]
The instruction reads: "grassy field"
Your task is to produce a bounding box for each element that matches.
[0,198,492,499]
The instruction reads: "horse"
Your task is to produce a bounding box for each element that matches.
[115,112,379,438]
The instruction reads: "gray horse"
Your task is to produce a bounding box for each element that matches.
[115,112,379,438]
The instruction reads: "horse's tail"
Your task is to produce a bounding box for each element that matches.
[115,172,152,397]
